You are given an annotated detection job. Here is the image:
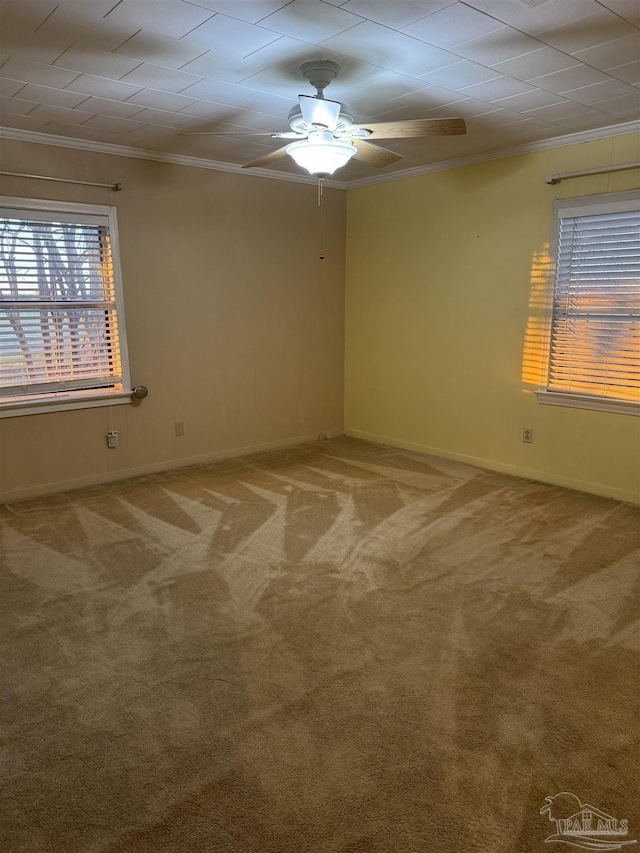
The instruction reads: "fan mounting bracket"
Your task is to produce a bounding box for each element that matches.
[299,60,341,97]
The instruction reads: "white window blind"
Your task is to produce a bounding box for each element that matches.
[0,199,130,415]
[540,193,640,414]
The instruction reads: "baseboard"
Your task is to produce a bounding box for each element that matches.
[345,428,640,506]
[1,428,344,504]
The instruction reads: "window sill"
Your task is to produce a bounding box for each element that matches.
[0,389,132,419]
[536,390,639,417]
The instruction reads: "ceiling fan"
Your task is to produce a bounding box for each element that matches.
[186,60,466,177]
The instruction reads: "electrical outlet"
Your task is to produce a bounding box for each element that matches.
[175,421,184,437]
[107,430,118,448]
[523,427,533,444]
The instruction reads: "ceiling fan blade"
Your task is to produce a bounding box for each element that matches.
[273,131,308,139]
[241,145,290,169]
[352,139,402,168]
[298,94,341,130]
[180,130,276,136]
[356,118,467,139]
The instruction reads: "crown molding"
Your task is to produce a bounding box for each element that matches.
[341,120,640,189]
[0,126,345,190]
[1,120,638,193]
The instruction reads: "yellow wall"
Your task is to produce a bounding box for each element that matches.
[2,132,639,505]
[345,132,640,504]
[0,138,346,502]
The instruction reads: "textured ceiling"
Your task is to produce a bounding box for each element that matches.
[0,0,638,185]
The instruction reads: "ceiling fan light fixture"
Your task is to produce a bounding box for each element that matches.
[286,131,357,177]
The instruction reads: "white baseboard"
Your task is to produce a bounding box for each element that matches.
[345,428,640,506]
[1,428,344,504]
[7,426,637,506]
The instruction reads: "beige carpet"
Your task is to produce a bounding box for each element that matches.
[1,437,638,853]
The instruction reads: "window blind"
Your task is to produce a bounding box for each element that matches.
[0,211,123,399]
[547,204,640,405]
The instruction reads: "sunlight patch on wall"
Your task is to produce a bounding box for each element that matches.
[521,244,551,389]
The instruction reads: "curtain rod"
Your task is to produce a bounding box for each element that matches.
[545,161,639,185]
[0,170,121,191]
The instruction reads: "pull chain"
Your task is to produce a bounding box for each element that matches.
[318,177,325,260]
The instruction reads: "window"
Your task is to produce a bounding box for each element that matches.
[538,190,639,415]
[0,197,130,417]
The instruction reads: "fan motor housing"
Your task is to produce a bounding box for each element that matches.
[287,104,353,134]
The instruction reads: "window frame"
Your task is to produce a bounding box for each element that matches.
[537,189,639,417]
[0,195,131,419]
